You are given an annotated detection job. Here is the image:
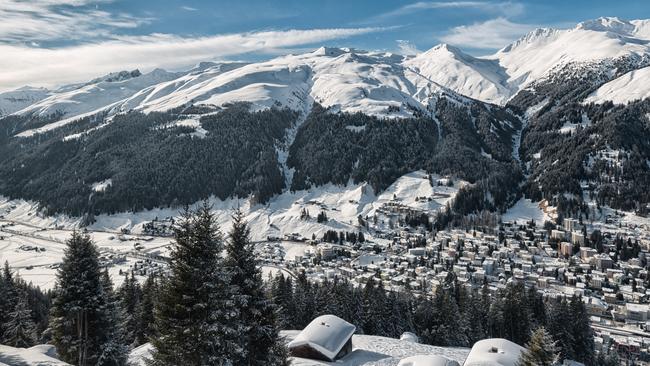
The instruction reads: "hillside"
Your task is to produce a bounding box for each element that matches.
[0,17,650,223]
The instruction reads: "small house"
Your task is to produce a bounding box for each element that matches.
[288,315,356,362]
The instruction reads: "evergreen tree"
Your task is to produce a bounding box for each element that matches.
[0,261,18,339]
[518,327,560,366]
[97,270,128,366]
[135,274,157,346]
[546,298,575,361]
[49,231,124,366]
[150,203,237,365]
[3,296,37,348]
[569,295,595,365]
[118,271,142,346]
[224,209,289,366]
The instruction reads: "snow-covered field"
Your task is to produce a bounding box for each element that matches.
[0,344,68,365]
[501,198,552,226]
[0,171,461,290]
[126,332,470,366]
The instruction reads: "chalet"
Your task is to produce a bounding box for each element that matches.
[288,315,356,362]
[463,338,524,366]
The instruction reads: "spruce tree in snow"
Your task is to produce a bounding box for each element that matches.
[0,261,18,339]
[135,274,157,346]
[518,327,560,366]
[150,203,236,365]
[97,270,128,366]
[49,231,124,366]
[224,209,288,366]
[3,296,37,348]
[569,295,595,365]
[118,271,142,346]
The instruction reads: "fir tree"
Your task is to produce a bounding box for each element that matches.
[0,261,18,339]
[97,270,128,366]
[224,209,288,366]
[149,203,237,365]
[518,327,560,366]
[135,274,157,345]
[3,296,37,348]
[118,271,142,346]
[569,295,595,365]
[49,231,124,366]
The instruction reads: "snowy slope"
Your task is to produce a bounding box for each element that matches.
[14,69,180,136]
[9,17,650,138]
[127,332,470,366]
[489,17,650,95]
[404,44,512,105]
[0,344,69,365]
[0,86,50,116]
[585,65,650,104]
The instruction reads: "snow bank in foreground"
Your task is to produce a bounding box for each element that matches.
[0,344,69,365]
[128,333,470,366]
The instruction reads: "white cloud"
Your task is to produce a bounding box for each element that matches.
[0,0,150,43]
[440,17,534,49]
[396,40,421,55]
[181,6,198,11]
[369,1,524,23]
[0,27,386,91]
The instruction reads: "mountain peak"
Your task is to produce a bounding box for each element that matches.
[499,27,560,53]
[576,16,635,34]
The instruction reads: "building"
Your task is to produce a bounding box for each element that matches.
[288,315,356,362]
[464,338,524,366]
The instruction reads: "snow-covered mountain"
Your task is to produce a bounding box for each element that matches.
[585,65,650,104]
[490,17,650,95]
[0,86,50,116]
[6,16,650,138]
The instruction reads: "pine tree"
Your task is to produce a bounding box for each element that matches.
[518,327,560,366]
[546,298,575,361]
[224,209,288,366]
[0,261,18,339]
[569,295,595,365]
[135,274,157,345]
[97,270,128,366]
[149,203,237,365]
[118,271,142,346]
[3,296,37,348]
[49,231,124,366]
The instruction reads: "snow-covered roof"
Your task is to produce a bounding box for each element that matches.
[463,338,524,366]
[398,354,460,366]
[288,314,356,361]
[400,331,420,343]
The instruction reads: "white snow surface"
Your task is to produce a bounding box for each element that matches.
[398,355,460,366]
[501,198,551,226]
[0,344,69,365]
[0,86,50,116]
[127,333,470,366]
[489,17,650,97]
[288,315,357,361]
[463,338,523,366]
[585,65,650,104]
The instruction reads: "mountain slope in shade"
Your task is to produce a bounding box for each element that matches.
[585,65,650,104]
[0,86,50,116]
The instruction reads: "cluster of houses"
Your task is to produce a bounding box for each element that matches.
[257,215,650,363]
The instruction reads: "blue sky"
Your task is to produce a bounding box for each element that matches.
[1,0,649,90]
